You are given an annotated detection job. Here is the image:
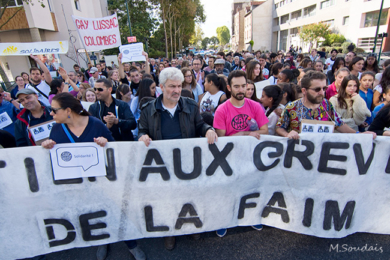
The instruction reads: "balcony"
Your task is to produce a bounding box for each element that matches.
[0,6,29,31]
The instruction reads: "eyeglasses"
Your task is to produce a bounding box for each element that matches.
[308,87,328,92]
[94,87,104,92]
[51,107,64,114]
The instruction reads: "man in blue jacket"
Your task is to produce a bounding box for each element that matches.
[88,78,136,141]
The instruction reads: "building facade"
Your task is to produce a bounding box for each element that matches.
[235,0,390,53]
[0,0,109,82]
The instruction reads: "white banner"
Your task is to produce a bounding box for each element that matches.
[120,43,146,63]
[1,134,389,259]
[72,13,121,51]
[0,41,68,56]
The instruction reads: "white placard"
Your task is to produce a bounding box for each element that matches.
[0,41,68,56]
[120,43,146,63]
[28,120,56,142]
[0,112,12,129]
[72,13,121,52]
[81,101,94,111]
[50,143,106,180]
[300,119,335,134]
[255,80,271,98]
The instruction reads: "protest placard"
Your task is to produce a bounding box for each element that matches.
[50,143,106,180]
[120,43,146,63]
[0,111,12,129]
[0,41,68,56]
[72,13,121,51]
[28,120,56,145]
[1,134,390,259]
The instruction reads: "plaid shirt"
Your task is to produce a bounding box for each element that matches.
[276,98,344,132]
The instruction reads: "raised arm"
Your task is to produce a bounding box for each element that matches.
[30,54,52,84]
[142,51,150,74]
[118,53,125,80]
[58,67,79,92]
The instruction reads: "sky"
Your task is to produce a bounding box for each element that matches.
[200,0,234,38]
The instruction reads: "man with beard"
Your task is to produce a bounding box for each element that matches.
[213,70,268,140]
[345,51,356,67]
[25,54,52,106]
[276,71,376,139]
[210,59,229,76]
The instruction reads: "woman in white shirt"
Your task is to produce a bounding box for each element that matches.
[198,73,228,115]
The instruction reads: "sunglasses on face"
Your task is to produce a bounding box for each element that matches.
[94,87,104,92]
[51,107,64,114]
[308,87,328,93]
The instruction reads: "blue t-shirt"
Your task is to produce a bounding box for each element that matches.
[359,89,373,124]
[49,116,114,144]
[0,100,19,136]
[372,103,385,119]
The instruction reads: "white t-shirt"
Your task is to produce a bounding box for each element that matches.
[199,91,225,115]
[162,103,178,117]
[26,81,50,106]
[269,76,278,85]
[325,57,335,72]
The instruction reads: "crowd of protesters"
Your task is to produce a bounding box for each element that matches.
[0,47,389,260]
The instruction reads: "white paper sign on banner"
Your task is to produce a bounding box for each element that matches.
[50,143,106,180]
[72,13,121,51]
[255,79,271,98]
[120,43,146,63]
[0,41,68,56]
[28,120,56,144]
[0,111,12,129]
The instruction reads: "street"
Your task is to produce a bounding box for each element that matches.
[46,226,389,260]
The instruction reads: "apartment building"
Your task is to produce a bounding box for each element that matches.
[0,0,109,80]
[235,0,390,53]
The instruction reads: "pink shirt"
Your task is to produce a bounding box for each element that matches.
[326,82,337,100]
[213,98,269,136]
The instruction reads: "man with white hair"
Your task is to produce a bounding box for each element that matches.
[138,67,218,250]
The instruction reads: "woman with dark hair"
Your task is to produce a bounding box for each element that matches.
[242,57,253,71]
[77,71,87,83]
[278,82,298,105]
[48,68,79,104]
[348,56,364,78]
[245,80,260,102]
[373,66,390,106]
[130,78,156,139]
[181,67,203,102]
[116,84,132,106]
[277,69,300,83]
[363,53,380,74]
[240,59,246,69]
[260,85,285,135]
[198,73,228,115]
[108,70,121,94]
[296,54,304,67]
[327,57,345,84]
[41,92,113,147]
[268,62,283,84]
[299,58,312,69]
[246,60,263,83]
[329,75,370,131]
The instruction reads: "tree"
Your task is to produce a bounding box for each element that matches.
[209,36,219,46]
[201,37,209,50]
[105,0,157,55]
[0,0,45,88]
[189,24,204,48]
[322,33,346,46]
[216,26,230,46]
[299,22,331,50]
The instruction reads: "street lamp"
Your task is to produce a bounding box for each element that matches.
[125,0,133,37]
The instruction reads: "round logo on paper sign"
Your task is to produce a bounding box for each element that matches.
[61,151,72,162]
[123,50,129,55]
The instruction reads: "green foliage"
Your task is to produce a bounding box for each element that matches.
[322,33,346,46]
[342,42,355,54]
[355,47,365,54]
[209,36,219,45]
[331,43,342,47]
[216,26,230,46]
[299,23,330,48]
[189,24,204,48]
[201,37,210,50]
[249,40,254,48]
[108,0,157,48]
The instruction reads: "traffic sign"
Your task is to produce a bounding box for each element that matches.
[90,55,97,60]
[128,36,137,43]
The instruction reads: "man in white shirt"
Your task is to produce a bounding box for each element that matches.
[325,49,338,72]
[25,54,52,106]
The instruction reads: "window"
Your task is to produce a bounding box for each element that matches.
[6,0,23,7]
[320,0,334,9]
[274,17,280,26]
[343,16,349,25]
[323,19,334,28]
[281,14,289,24]
[291,10,302,21]
[364,9,388,27]
[303,5,316,18]
[290,27,299,36]
[275,3,279,9]
[358,37,382,51]
[74,0,81,11]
